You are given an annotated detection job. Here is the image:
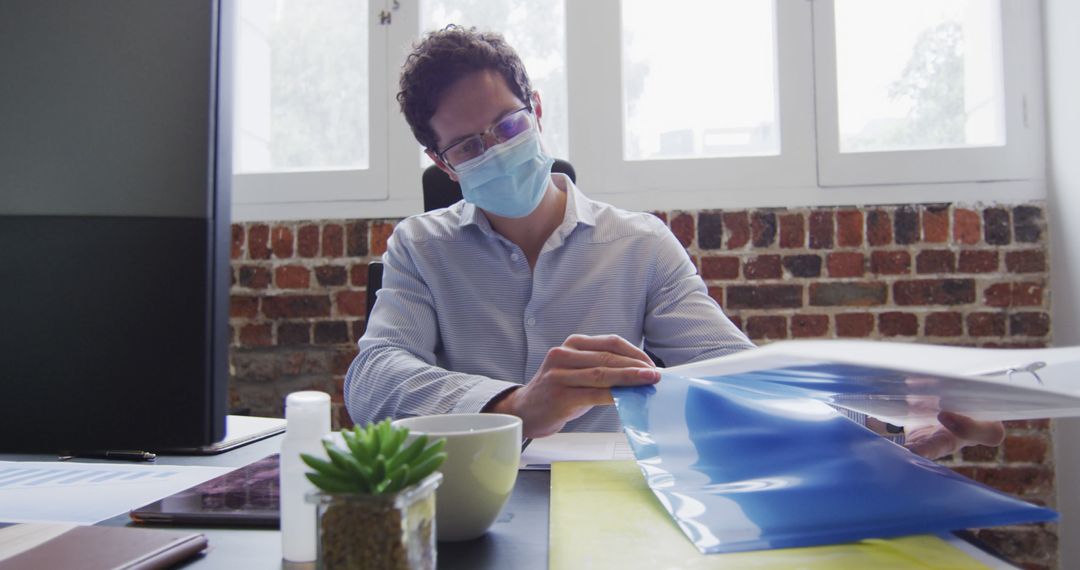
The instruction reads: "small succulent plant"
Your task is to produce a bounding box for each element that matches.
[302,419,447,496]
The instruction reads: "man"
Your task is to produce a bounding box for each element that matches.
[344,26,1001,458]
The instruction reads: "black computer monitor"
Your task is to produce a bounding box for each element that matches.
[0,0,233,452]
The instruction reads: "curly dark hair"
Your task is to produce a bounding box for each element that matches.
[397,25,534,152]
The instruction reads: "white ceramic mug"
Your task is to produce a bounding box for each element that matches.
[392,413,522,541]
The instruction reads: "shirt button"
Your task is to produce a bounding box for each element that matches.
[510,253,520,262]
[526,317,536,326]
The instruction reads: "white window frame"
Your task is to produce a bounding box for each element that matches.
[812,0,1046,188]
[230,0,1047,223]
[231,0,426,222]
[565,0,818,212]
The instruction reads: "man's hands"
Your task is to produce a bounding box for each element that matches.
[489,336,1007,454]
[904,410,1006,459]
[489,334,660,438]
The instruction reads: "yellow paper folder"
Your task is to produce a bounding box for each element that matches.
[549,461,991,570]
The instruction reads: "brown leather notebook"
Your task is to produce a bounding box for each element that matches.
[0,524,207,569]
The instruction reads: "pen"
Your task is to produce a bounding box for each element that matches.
[521,438,533,452]
[58,450,157,462]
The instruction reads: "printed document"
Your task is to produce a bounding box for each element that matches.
[0,461,231,524]
[666,339,1080,425]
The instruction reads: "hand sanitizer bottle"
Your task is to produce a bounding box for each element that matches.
[280,391,331,563]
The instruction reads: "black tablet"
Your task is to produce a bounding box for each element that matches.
[129,455,279,527]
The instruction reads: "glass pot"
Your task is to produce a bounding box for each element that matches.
[306,472,441,570]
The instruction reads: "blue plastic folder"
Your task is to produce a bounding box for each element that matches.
[612,372,1057,554]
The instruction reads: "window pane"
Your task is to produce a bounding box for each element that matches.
[420,0,568,161]
[835,0,1005,153]
[234,0,368,173]
[622,0,779,161]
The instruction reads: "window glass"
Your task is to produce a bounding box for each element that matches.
[234,0,369,173]
[420,0,569,161]
[621,0,779,161]
[835,0,1005,153]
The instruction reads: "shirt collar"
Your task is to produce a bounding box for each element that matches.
[561,174,597,228]
[458,199,487,231]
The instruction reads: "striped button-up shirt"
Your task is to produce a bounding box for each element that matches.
[345,174,755,432]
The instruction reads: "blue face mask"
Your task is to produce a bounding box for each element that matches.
[454,129,555,218]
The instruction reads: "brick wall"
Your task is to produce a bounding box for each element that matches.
[229,201,1055,568]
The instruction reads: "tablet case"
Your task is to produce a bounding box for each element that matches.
[129,454,279,527]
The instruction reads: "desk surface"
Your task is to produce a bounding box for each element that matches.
[3,434,1012,569]
[73,435,550,570]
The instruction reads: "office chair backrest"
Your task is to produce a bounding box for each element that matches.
[366,159,577,319]
[422,158,577,212]
[365,259,384,320]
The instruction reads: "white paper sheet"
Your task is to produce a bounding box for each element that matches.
[941,534,1020,570]
[519,432,635,470]
[0,461,232,524]
[665,340,1080,424]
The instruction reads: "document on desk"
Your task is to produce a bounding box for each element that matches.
[664,339,1080,425]
[518,432,635,470]
[0,461,231,524]
[611,371,1056,554]
[550,461,1014,569]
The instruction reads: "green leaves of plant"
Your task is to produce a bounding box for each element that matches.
[301,418,448,496]
[406,449,446,488]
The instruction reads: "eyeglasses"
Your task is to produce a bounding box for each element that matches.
[436,106,534,170]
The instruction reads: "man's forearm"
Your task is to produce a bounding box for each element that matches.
[345,343,521,424]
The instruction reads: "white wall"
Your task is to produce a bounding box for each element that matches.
[1045,0,1080,566]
